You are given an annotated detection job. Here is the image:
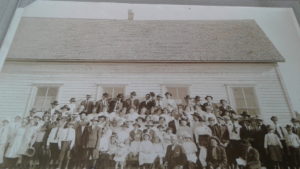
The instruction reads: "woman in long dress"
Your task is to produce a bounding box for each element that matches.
[4,118,29,168]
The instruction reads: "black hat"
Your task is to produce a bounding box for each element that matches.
[130,91,137,96]
[61,105,70,111]
[194,96,201,101]
[205,96,213,100]
[69,98,76,102]
[98,115,107,120]
[117,93,124,98]
[149,92,155,97]
[51,100,59,105]
[157,94,163,98]
[241,111,250,117]
[165,92,172,96]
[184,95,191,100]
[102,92,109,97]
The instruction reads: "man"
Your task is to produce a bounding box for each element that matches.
[85,118,101,169]
[206,137,227,169]
[291,118,300,137]
[183,95,194,113]
[108,93,124,113]
[285,125,300,169]
[202,96,219,114]
[154,94,165,110]
[80,94,94,114]
[168,111,181,134]
[94,93,110,114]
[48,100,60,117]
[208,117,222,139]
[164,92,177,112]
[67,98,77,114]
[219,99,235,116]
[125,91,140,110]
[139,93,155,112]
[73,119,89,169]
[57,122,76,169]
[269,116,288,169]
[164,138,188,169]
[240,140,261,169]
[129,123,143,141]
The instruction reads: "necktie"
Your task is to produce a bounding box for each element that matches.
[54,128,60,140]
[65,128,70,141]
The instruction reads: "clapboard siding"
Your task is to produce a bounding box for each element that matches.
[0,61,292,124]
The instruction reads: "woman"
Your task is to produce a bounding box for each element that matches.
[182,135,198,169]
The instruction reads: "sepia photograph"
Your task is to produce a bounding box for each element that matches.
[0,0,300,169]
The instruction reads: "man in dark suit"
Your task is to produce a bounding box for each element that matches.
[252,118,268,168]
[202,96,219,114]
[108,93,124,113]
[72,120,89,169]
[94,93,109,113]
[84,118,101,169]
[125,91,140,110]
[165,138,188,169]
[139,93,155,112]
[208,117,222,139]
[80,94,94,114]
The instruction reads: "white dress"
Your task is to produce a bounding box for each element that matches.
[113,145,129,162]
[5,127,26,158]
[0,126,9,163]
[182,141,198,163]
[139,140,156,165]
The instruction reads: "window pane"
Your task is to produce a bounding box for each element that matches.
[48,88,58,97]
[243,88,258,108]
[33,87,59,112]
[232,87,246,108]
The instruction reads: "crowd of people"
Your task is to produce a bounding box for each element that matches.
[0,91,299,169]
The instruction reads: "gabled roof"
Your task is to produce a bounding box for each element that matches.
[6,17,284,63]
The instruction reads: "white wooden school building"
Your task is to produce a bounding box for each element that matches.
[0,17,293,123]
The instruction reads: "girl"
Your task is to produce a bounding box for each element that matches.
[139,133,156,169]
[114,142,129,169]
[152,136,165,169]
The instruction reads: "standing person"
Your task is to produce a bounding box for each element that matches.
[154,94,165,110]
[95,93,110,114]
[219,99,234,116]
[152,136,165,169]
[270,116,288,169]
[252,118,268,168]
[290,118,300,137]
[193,117,212,147]
[139,133,156,169]
[97,125,113,169]
[164,138,188,169]
[194,96,203,111]
[0,120,10,166]
[285,125,300,169]
[125,91,140,110]
[183,95,194,114]
[47,121,62,168]
[202,96,219,114]
[164,92,177,112]
[226,116,242,169]
[80,94,94,115]
[67,98,77,114]
[109,94,124,113]
[49,100,60,117]
[57,122,76,169]
[264,125,283,169]
[208,117,222,139]
[85,118,101,169]
[139,93,155,112]
[72,119,88,169]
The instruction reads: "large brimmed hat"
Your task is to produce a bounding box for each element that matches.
[24,147,36,157]
[205,95,213,100]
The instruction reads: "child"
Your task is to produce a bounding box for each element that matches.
[114,142,129,169]
[285,125,300,169]
[139,133,156,169]
[152,136,164,169]
[264,125,283,169]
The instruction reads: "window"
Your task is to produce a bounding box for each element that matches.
[165,86,189,104]
[32,87,59,111]
[230,87,260,115]
[102,86,125,99]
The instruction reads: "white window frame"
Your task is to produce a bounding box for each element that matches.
[96,84,127,100]
[225,84,261,115]
[161,84,191,104]
[25,83,63,116]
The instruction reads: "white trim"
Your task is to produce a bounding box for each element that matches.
[0,8,23,71]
